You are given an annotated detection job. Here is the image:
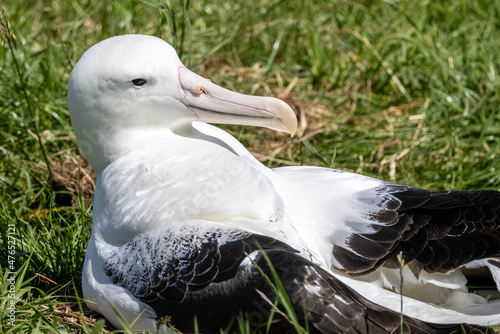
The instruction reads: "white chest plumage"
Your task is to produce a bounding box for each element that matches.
[91,136,291,246]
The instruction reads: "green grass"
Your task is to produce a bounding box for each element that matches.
[1,0,500,332]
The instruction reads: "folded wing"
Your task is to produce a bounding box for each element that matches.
[274,166,500,283]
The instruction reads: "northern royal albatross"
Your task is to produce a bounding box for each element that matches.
[68,34,500,333]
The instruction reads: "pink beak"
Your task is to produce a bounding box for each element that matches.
[178,66,297,135]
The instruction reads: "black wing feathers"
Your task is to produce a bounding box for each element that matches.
[337,185,500,275]
[104,228,496,333]
[265,250,495,334]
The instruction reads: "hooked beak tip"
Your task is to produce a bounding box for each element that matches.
[266,98,297,135]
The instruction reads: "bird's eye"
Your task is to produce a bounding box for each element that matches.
[131,78,147,86]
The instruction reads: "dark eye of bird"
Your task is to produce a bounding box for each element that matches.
[131,78,147,86]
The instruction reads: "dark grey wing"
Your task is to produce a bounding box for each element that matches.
[102,225,496,334]
[102,227,296,332]
[332,185,500,275]
[262,249,496,334]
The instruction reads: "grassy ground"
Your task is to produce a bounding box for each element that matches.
[1,0,500,332]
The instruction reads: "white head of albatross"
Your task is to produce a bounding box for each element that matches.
[67,34,296,175]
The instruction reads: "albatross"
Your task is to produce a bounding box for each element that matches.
[67,34,500,333]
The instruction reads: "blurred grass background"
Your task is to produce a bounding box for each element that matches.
[1,0,500,332]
